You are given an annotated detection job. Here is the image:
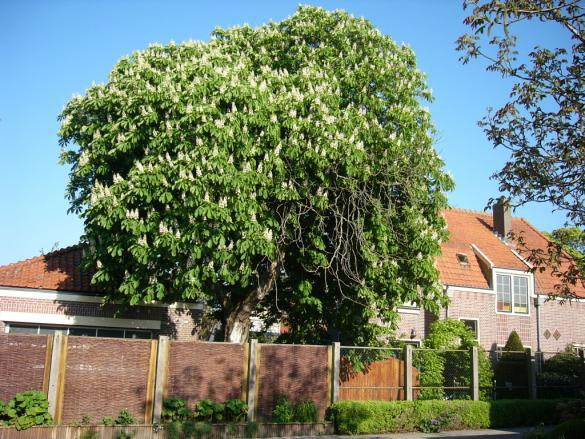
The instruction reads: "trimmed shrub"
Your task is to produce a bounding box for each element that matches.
[329,399,567,435]
[329,400,489,434]
[504,330,525,351]
[489,400,561,427]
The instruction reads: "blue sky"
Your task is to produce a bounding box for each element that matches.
[0,1,571,265]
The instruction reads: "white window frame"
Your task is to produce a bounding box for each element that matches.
[494,269,533,316]
[459,317,480,341]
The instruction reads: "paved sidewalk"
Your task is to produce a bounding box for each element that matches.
[292,426,547,438]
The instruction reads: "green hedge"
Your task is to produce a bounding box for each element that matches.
[328,400,565,435]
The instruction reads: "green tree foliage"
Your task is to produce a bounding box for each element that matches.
[456,0,585,297]
[414,319,493,400]
[58,6,453,343]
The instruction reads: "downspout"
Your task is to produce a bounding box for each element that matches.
[535,296,542,353]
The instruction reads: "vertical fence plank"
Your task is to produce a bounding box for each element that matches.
[404,345,413,401]
[247,339,258,422]
[47,331,68,423]
[42,335,54,395]
[152,336,170,424]
[241,341,250,403]
[54,335,68,425]
[471,346,479,401]
[332,342,340,404]
[144,339,158,424]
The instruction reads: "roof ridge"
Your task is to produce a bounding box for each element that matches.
[0,244,83,270]
[447,206,491,216]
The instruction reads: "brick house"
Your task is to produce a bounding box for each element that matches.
[1,201,584,351]
[395,201,585,353]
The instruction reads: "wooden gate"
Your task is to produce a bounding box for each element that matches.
[339,357,418,400]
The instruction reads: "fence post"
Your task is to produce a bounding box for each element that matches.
[47,331,67,423]
[332,342,340,403]
[404,344,413,401]
[471,347,479,401]
[526,347,537,400]
[247,339,258,422]
[153,336,170,424]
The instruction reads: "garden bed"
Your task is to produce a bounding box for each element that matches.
[0,422,334,439]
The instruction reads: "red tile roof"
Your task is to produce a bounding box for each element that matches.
[439,208,585,298]
[0,208,582,298]
[0,245,99,294]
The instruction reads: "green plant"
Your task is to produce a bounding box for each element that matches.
[162,398,191,423]
[272,395,294,423]
[193,400,224,423]
[101,416,115,426]
[115,409,136,425]
[415,319,494,400]
[0,391,53,430]
[101,409,136,427]
[537,352,584,399]
[293,400,319,422]
[70,415,92,427]
[224,399,248,423]
[115,431,135,439]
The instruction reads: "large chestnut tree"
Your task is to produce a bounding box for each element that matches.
[59,6,452,343]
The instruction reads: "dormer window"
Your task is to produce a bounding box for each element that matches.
[496,273,529,314]
[456,252,469,265]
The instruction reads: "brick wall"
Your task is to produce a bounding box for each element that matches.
[61,337,154,423]
[256,344,330,420]
[0,334,48,401]
[168,341,245,406]
[538,300,585,351]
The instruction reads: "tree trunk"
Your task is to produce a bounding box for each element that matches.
[224,258,280,343]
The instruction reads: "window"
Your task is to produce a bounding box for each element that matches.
[7,324,152,339]
[496,274,529,314]
[460,318,479,340]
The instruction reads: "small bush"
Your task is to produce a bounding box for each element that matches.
[101,409,136,426]
[162,398,191,423]
[0,391,53,430]
[116,409,136,425]
[293,400,319,422]
[193,400,224,423]
[224,399,248,423]
[272,395,294,423]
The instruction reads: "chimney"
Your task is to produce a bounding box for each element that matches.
[493,197,512,239]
